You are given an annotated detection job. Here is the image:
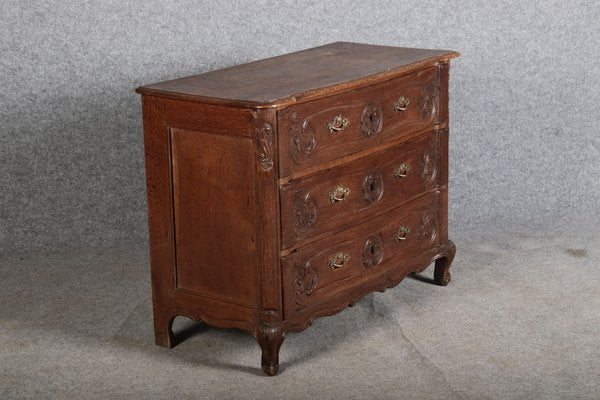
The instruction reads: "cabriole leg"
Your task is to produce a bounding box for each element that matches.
[434,240,456,286]
[256,323,285,376]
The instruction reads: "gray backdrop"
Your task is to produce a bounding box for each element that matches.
[2,0,599,254]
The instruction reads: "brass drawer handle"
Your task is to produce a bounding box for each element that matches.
[394,163,411,178]
[393,225,410,242]
[329,252,350,270]
[329,185,351,203]
[393,96,410,113]
[327,114,349,134]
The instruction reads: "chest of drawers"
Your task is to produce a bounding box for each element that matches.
[136,42,459,375]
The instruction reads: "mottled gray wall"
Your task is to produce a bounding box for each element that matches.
[1,0,599,254]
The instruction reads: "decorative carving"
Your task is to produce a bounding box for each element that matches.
[420,136,440,187]
[294,260,318,302]
[256,121,274,171]
[420,152,438,187]
[285,240,458,334]
[290,113,317,163]
[418,83,438,120]
[362,172,384,203]
[419,210,438,244]
[293,191,318,233]
[362,234,384,269]
[360,103,383,137]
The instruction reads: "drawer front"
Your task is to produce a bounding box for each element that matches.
[280,131,440,250]
[282,191,441,317]
[278,66,440,176]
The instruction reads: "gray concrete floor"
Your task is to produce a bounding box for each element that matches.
[1,223,599,399]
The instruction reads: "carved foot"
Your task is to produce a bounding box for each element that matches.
[434,240,456,286]
[154,315,175,348]
[256,323,285,376]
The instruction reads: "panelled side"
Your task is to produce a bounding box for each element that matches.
[141,96,264,341]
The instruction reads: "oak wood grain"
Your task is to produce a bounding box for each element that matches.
[136,42,458,108]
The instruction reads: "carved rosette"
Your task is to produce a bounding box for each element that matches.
[360,103,383,137]
[256,121,274,171]
[294,260,318,303]
[293,191,318,234]
[290,113,317,164]
[362,171,384,204]
[418,209,438,244]
[362,234,384,269]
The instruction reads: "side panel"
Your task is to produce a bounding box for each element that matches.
[170,128,258,308]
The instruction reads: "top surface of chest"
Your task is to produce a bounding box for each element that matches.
[136,42,458,107]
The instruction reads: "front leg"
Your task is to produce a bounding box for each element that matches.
[434,240,456,286]
[256,323,285,376]
[153,313,176,348]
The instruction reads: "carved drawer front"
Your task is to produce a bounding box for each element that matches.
[283,191,441,317]
[278,66,441,176]
[280,130,441,250]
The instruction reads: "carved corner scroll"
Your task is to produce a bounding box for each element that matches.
[256,120,274,171]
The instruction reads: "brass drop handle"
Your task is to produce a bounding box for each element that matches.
[329,185,351,203]
[393,225,410,242]
[327,114,350,134]
[394,163,411,178]
[329,252,350,270]
[393,96,410,113]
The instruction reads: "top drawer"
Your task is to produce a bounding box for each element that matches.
[278,66,441,177]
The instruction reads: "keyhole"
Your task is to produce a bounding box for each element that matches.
[369,181,375,192]
[370,244,375,254]
[369,114,374,122]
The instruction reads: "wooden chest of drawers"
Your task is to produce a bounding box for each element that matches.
[136,42,459,375]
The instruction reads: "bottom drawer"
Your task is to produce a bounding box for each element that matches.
[283,191,441,317]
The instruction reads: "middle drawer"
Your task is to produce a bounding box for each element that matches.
[280,130,440,250]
